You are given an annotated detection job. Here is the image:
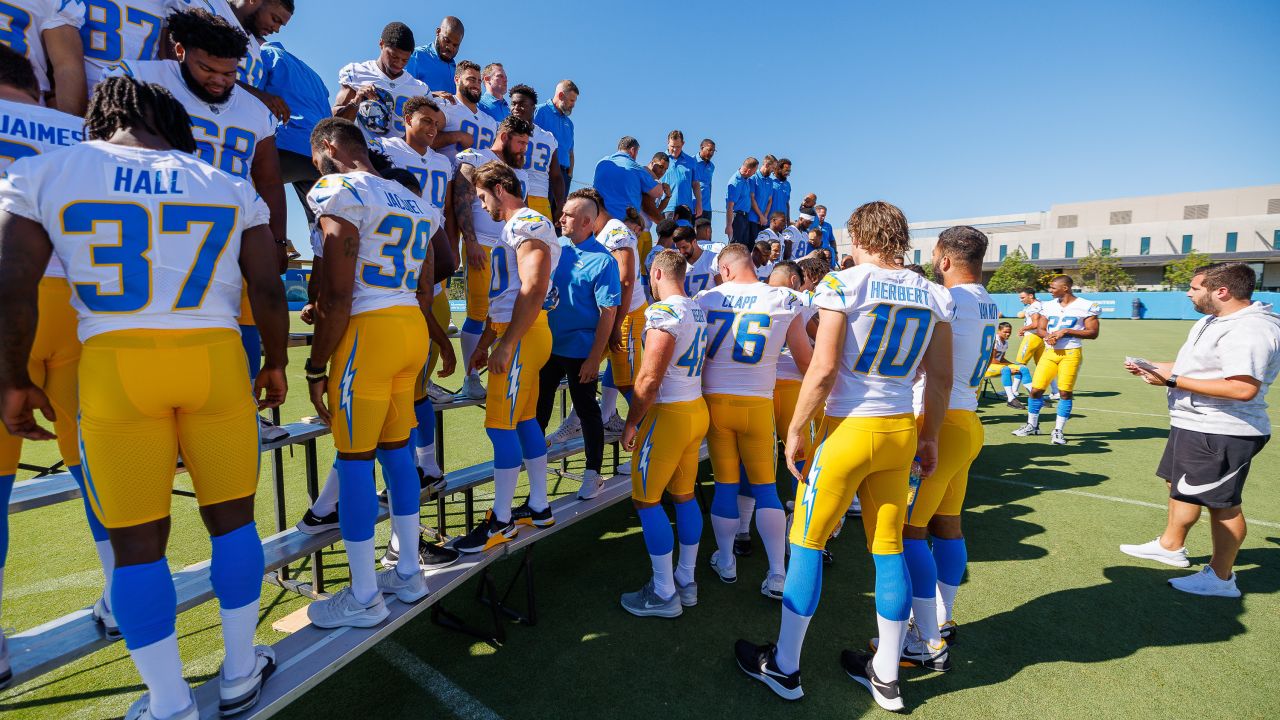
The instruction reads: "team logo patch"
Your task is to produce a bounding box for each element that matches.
[637,422,656,494]
[506,341,523,425]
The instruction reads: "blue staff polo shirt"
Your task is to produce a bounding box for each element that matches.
[549,236,621,357]
[260,42,332,157]
[750,172,774,223]
[592,151,658,220]
[693,157,714,213]
[661,151,697,213]
[534,100,573,171]
[479,92,510,122]
[405,41,455,93]
[726,172,751,212]
[771,177,791,220]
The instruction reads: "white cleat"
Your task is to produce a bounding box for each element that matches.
[710,551,737,584]
[460,374,486,400]
[124,691,198,720]
[1120,537,1190,568]
[1168,566,1241,597]
[1051,429,1068,445]
[577,469,604,500]
[218,645,275,716]
[307,586,390,628]
[92,595,120,638]
[547,415,583,447]
[1011,423,1040,437]
[760,572,785,600]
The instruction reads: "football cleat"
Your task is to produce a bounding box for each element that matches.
[512,501,556,528]
[735,640,803,700]
[296,506,340,535]
[1011,423,1040,437]
[841,648,904,712]
[453,513,517,554]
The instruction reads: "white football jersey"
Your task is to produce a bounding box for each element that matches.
[777,291,817,382]
[522,124,558,199]
[599,218,645,314]
[813,264,956,417]
[1041,296,1101,350]
[1022,299,1043,327]
[756,227,781,244]
[645,295,707,404]
[489,208,559,323]
[81,0,184,86]
[338,59,432,137]
[0,98,85,277]
[994,334,1009,358]
[457,148,526,247]
[756,260,775,282]
[0,140,269,340]
[306,171,442,317]
[186,0,264,88]
[112,60,275,180]
[0,0,85,96]
[779,225,807,258]
[440,97,495,164]
[947,283,1000,411]
[696,282,803,398]
[683,245,718,295]
[380,136,452,211]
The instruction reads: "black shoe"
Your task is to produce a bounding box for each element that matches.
[453,513,517,554]
[940,620,958,645]
[733,533,753,557]
[1006,398,1027,410]
[841,649,904,712]
[420,538,461,568]
[512,501,555,528]
[296,507,339,535]
[378,469,446,506]
[821,548,834,565]
[735,640,803,700]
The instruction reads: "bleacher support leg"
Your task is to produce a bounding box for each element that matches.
[480,545,537,627]
[271,407,289,583]
[431,570,506,644]
[435,407,446,530]
[304,438,324,594]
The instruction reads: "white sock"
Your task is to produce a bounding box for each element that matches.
[525,455,549,511]
[775,605,811,675]
[95,540,116,606]
[388,528,401,556]
[911,597,942,645]
[1027,411,1040,427]
[344,537,377,605]
[675,543,698,587]
[710,514,739,568]
[1003,386,1015,401]
[415,442,441,477]
[460,330,482,379]
[219,602,259,680]
[493,467,519,522]
[599,387,619,420]
[736,494,755,535]
[128,632,191,717]
[755,507,787,577]
[1011,376,1023,394]
[312,466,340,515]
[392,513,421,576]
[872,614,907,682]
[1055,414,1069,431]
[650,550,675,600]
[937,581,959,625]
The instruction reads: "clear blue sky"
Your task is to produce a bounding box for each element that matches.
[272,0,1280,250]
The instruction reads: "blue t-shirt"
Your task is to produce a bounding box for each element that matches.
[534,100,573,170]
[549,236,621,357]
[593,151,657,220]
[478,92,510,122]
[726,172,751,212]
[750,172,774,223]
[661,151,697,213]
[693,158,714,214]
[405,42,454,92]
[260,42,331,157]
[771,177,791,220]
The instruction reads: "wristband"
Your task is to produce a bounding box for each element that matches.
[304,359,327,376]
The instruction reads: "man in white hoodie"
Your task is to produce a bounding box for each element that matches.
[1120,262,1280,597]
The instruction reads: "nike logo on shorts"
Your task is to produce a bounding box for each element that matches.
[1175,465,1245,496]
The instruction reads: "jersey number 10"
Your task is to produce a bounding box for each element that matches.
[853,303,933,377]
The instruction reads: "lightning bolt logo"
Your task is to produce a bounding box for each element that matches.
[821,274,846,304]
[338,333,359,440]
[506,341,523,425]
[800,438,825,539]
[637,421,656,495]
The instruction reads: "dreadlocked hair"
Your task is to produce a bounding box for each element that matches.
[167,8,250,59]
[85,77,197,153]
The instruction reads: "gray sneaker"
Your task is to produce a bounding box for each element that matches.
[307,585,389,629]
[676,579,698,607]
[460,374,486,400]
[620,580,682,618]
[577,469,604,500]
[376,567,430,603]
[1012,423,1040,437]
[603,414,626,435]
[1051,429,1067,445]
[710,551,737,584]
[219,644,275,716]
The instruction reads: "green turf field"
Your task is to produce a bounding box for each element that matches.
[3,317,1278,719]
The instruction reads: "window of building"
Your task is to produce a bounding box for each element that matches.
[1182,234,1194,253]
[1057,214,1078,229]
[1226,232,1238,253]
[1101,238,1112,252]
[1267,198,1280,215]
[1064,241,1074,258]
[1109,210,1132,225]
[1139,236,1151,255]
[999,245,1007,261]
[1031,243,1040,260]
[1183,204,1209,220]
[1275,229,1280,249]
[913,249,921,264]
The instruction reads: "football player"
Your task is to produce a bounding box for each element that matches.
[334,22,432,140]
[0,0,86,114]
[508,83,565,222]
[1013,275,1101,444]
[986,321,1032,408]
[673,225,719,295]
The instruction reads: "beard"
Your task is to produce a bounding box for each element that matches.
[487,205,503,223]
[180,62,232,104]
[500,145,525,168]
[318,155,341,175]
[461,85,481,104]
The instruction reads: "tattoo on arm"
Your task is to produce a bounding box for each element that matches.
[452,171,477,245]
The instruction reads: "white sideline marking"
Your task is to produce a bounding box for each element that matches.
[972,474,1280,529]
[377,641,504,720]
[1073,406,1168,419]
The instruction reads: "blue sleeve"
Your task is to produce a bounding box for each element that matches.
[638,165,657,193]
[597,259,622,307]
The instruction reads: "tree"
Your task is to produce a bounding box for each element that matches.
[920,262,937,282]
[1078,247,1134,292]
[1163,249,1212,289]
[987,249,1039,293]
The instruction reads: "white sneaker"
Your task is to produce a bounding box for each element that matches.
[617,461,631,476]
[257,415,289,443]
[1049,392,1061,401]
[460,374,486,400]
[307,585,389,628]
[376,567,430,603]
[1011,423,1040,437]
[93,595,120,638]
[1120,537,1190,568]
[124,691,198,720]
[218,645,275,716]
[760,572,785,600]
[426,382,454,405]
[1169,566,1241,597]
[709,551,737,584]
[602,414,625,435]
[547,415,583,447]
[577,469,604,500]
[447,322,459,337]
[1051,429,1067,445]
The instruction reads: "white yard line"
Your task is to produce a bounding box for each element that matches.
[377,640,504,720]
[1072,406,1169,418]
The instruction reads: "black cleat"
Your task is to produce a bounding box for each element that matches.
[940,620,958,645]
[821,548,834,565]
[296,507,340,535]
[1006,398,1026,410]
[735,640,803,700]
[512,501,556,528]
[378,469,447,506]
[841,649,904,712]
[733,533,753,557]
[453,513,517,554]
[381,535,461,570]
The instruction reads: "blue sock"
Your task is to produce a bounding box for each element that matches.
[69,464,109,542]
[515,418,547,461]
[336,458,377,542]
[622,389,633,404]
[711,482,739,518]
[673,497,702,546]
[1001,366,1012,386]
[461,317,485,335]
[113,558,178,649]
[0,473,13,565]
[487,428,523,468]
[1020,366,1033,384]
[871,552,912,622]
[602,364,615,389]
[1057,398,1074,421]
[637,505,674,557]
[776,545,823,674]
[376,445,420,517]
[932,536,968,587]
[239,324,261,379]
[414,398,436,448]
[903,538,937,599]
[1028,396,1045,418]
[210,523,264,610]
[750,481,783,510]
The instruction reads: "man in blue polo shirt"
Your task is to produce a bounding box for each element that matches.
[725,156,757,246]
[478,62,509,121]
[814,204,838,268]
[748,155,776,239]
[535,79,578,184]
[538,192,622,500]
[261,40,331,224]
[661,129,701,218]
[406,15,463,91]
[772,158,793,224]
[593,136,664,221]
[694,138,716,221]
